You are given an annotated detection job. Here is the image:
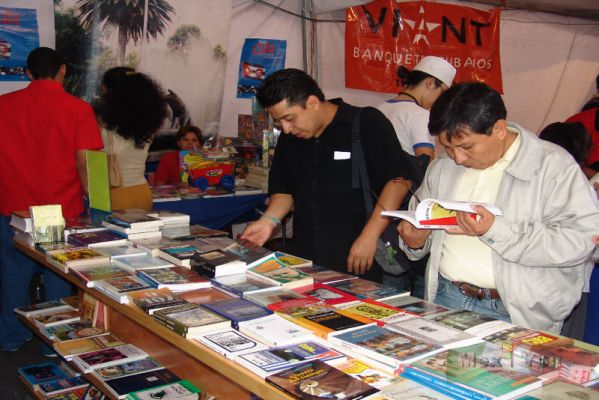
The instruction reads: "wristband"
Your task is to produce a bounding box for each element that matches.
[261,213,281,226]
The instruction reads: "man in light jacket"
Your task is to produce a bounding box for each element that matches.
[397,82,599,333]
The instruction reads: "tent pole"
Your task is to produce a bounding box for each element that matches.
[301,0,318,82]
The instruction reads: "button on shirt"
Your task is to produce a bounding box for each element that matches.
[439,131,522,288]
[268,99,418,274]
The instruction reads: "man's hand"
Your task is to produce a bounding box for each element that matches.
[347,234,377,275]
[398,220,432,249]
[445,205,495,236]
[239,218,275,246]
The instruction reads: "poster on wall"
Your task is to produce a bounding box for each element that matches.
[0,7,40,82]
[345,0,502,93]
[237,38,286,99]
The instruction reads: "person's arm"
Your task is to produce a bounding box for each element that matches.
[155,151,175,186]
[347,178,410,274]
[76,150,89,194]
[414,146,434,171]
[239,193,294,246]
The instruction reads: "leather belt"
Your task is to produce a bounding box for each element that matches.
[450,280,501,300]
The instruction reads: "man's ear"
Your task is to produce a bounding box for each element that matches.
[305,94,320,110]
[25,69,33,80]
[493,119,508,139]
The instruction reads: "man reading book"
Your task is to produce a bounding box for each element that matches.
[240,68,418,282]
[397,82,599,334]
[0,47,103,352]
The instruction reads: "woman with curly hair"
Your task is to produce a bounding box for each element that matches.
[97,67,167,210]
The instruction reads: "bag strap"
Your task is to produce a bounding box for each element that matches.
[351,108,374,215]
[107,130,115,155]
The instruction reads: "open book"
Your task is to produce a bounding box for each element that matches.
[381,198,502,229]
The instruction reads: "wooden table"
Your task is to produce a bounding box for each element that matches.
[15,239,294,400]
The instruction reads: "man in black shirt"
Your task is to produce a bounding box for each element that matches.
[240,69,418,282]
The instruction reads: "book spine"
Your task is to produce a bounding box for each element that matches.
[152,314,189,337]
[400,367,491,400]
[190,263,217,279]
[135,272,160,288]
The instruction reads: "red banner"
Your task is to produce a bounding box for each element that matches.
[345,0,502,93]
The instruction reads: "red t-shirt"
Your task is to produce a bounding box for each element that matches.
[155,150,181,185]
[0,80,103,217]
[567,108,599,166]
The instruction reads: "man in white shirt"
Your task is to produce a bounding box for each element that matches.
[397,82,599,333]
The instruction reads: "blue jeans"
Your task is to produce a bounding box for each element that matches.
[0,215,72,350]
[434,275,511,323]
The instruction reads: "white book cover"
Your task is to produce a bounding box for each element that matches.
[387,318,483,349]
[113,254,174,271]
[238,314,315,347]
[71,344,148,373]
[195,329,268,358]
[96,244,146,259]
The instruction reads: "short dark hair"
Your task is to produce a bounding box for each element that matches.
[539,122,591,163]
[428,82,507,140]
[175,125,203,144]
[102,66,135,91]
[256,68,325,109]
[27,47,65,79]
[396,66,442,90]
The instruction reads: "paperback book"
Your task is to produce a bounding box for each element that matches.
[248,255,313,289]
[95,244,147,258]
[388,317,483,349]
[152,303,231,338]
[71,344,148,373]
[14,300,74,317]
[244,287,307,308]
[237,314,315,347]
[292,308,372,339]
[266,360,379,399]
[202,298,272,329]
[46,247,110,273]
[30,204,65,243]
[380,295,451,317]
[93,358,163,381]
[145,209,190,226]
[335,300,415,325]
[42,321,108,342]
[31,308,81,329]
[53,333,126,360]
[190,249,246,278]
[94,275,152,304]
[103,368,180,399]
[67,229,129,248]
[156,244,199,267]
[210,273,278,297]
[325,357,401,389]
[112,254,174,271]
[223,239,273,266]
[127,379,202,400]
[136,266,210,292]
[196,329,268,358]
[104,211,164,233]
[273,251,312,269]
[36,376,89,397]
[128,288,188,315]
[329,278,409,301]
[294,265,358,285]
[293,282,358,306]
[69,263,132,288]
[10,209,33,233]
[18,362,70,388]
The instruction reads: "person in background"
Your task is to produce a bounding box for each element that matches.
[581,74,599,112]
[96,68,167,210]
[0,47,103,351]
[397,82,599,333]
[154,125,203,186]
[377,56,456,176]
[240,68,418,282]
[538,121,598,340]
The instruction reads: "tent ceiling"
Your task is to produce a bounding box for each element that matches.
[310,0,599,21]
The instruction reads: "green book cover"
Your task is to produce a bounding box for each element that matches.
[86,150,111,212]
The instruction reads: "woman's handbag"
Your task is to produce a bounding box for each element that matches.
[107,131,123,188]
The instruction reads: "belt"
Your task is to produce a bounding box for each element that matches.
[449,280,501,300]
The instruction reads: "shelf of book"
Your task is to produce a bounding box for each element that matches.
[14,238,295,400]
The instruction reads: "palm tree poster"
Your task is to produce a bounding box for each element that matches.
[0,7,40,82]
[55,0,232,136]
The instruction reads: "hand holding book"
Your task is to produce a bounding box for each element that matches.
[444,205,496,237]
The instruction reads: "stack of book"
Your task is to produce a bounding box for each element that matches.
[244,165,269,190]
[18,361,89,398]
[102,210,164,241]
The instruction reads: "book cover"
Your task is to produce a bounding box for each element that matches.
[30,204,65,243]
[47,247,109,270]
[428,309,496,331]
[273,251,312,269]
[244,287,307,308]
[294,266,358,285]
[190,249,246,278]
[335,300,410,326]
[299,309,370,338]
[42,321,108,341]
[366,378,456,399]
[388,318,483,349]
[410,342,544,399]
[67,229,129,248]
[18,362,69,387]
[72,344,148,373]
[326,357,401,389]
[294,282,358,306]
[104,368,180,398]
[127,380,201,400]
[32,309,81,328]
[202,298,272,328]
[145,209,190,226]
[210,273,278,297]
[196,329,268,358]
[95,244,146,258]
[94,276,152,303]
[10,209,32,232]
[14,300,73,317]
[35,241,76,255]
[329,278,408,301]
[70,264,132,288]
[152,303,230,337]
[137,266,210,292]
[53,334,126,359]
[157,244,198,267]
[266,360,379,399]
[37,376,88,397]
[106,211,164,230]
[236,341,345,378]
[128,288,188,315]
[93,358,163,381]
[329,325,443,369]
[248,256,313,289]
[381,295,451,317]
[517,380,599,399]
[112,254,174,271]
[237,314,315,347]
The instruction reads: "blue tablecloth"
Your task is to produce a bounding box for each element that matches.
[152,194,268,229]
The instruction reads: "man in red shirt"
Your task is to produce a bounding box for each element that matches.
[0,47,103,351]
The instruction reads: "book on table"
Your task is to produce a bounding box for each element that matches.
[63,215,105,238]
[10,209,33,233]
[34,241,76,255]
[128,287,188,315]
[152,303,231,338]
[145,209,190,227]
[14,299,75,318]
[380,295,451,317]
[266,359,380,399]
[294,264,359,284]
[162,224,229,241]
[189,248,246,278]
[94,244,147,259]
[334,299,417,326]
[30,204,65,243]
[155,244,199,267]
[293,282,359,306]
[273,251,313,269]
[112,253,174,272]
[388,317,483,349]
[102,368,181,399]
[201,297,272,329]
[237,314,315,347]
[515,379,599,400]
[223,238,274,266]
[382,198,502,229]
[71,344,148,373]
[404,341,544,400]
[69,263,132,288]
[136,266,210,292]
[234,340,346,378]
[364,378,456,399]
[127,380,202,400]
[195,328,269,358]
[93,275,152,304]
[17,361,70,388]
[247,254,314,289]
[67,229,130,248]
[243,286,308,308]
[46,247,110,273]
[325,357,401,390]
[103,211,164,232]
[36,376,89,397]
[92,358,163,381]
[53,334,126,360]
[41,320,108,341]
[328,324,444,373]
[329,278,409,301]
[131,237,179,257]
[31,308,81,329]
[210,273,279,297]
[286,307,373,340]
